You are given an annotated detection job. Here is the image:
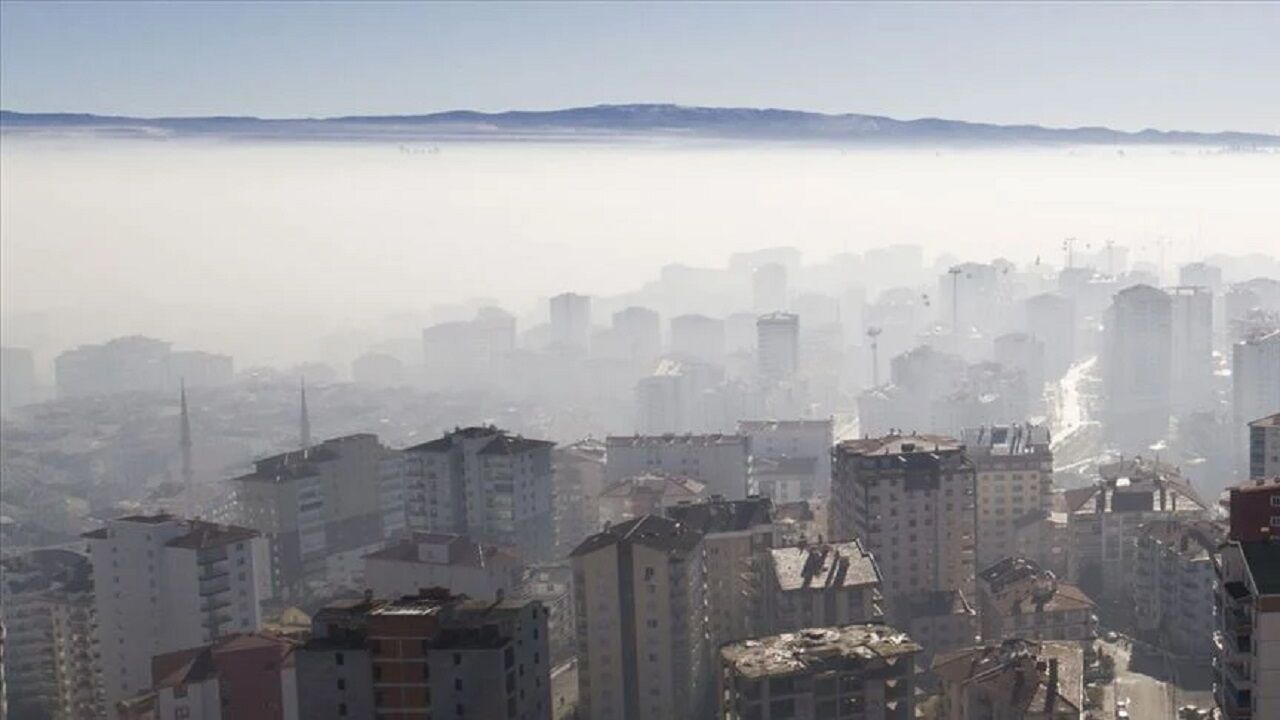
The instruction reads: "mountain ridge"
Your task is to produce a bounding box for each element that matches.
[2,104,1275,146]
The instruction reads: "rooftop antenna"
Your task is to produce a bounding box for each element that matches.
[179,379,193,487]
[300,377,312,449]
[866,327,883,387]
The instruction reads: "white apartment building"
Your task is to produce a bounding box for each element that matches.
[1249,414,1280,480]
[719,624,919,720]
[230,433,397,597]
[765,540,884,634]
[958,424,1054,571]
[396,426,556,562]
[1234,331,1280,474]
[571,515,709,720]
[757,312,799,380]
[1216,539,1280,720]
[550,292,592,352]
[1132,519,1221,657]
[363,532,522,602]
[1102,284,1173,455]
[83,514,264,709]
[0,549,103,720]
[738,419,833,499]
[606,433,751,501]
[667,497,776,647]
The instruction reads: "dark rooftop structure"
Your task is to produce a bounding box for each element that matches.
[569,514,703,558]
[664,496,774,534]
[402,425,553,455]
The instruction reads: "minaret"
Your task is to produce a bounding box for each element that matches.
[300,378,312,449]
[179,380,193,486]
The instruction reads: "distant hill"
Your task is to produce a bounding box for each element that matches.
[2,104,1275,146]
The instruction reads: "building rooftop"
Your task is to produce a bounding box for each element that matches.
[770,541,880,592]
[605,433,749,448]
[363,532,519,568]
[165,520,259,549]
[836,433,962,457]
[754,456,818,476]
[978,557,1095,616]
[903,589,975,618]
[933,639,1083,718]
[721,624,919,680]
[738,419,832,432]
[1241,541,1280,596]
[665,496,773,535]
[1137,518,1224,560]
[1231,476,1280,495]
[1250,413,1280,428]
[959,424,1051,456]
[403,426,553,455]
[600,472,706,500]
[569,514,703,558]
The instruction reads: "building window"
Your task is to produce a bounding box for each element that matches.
[1271,495,1280,508]
[338,703,347,716]
[453,653,462,665]
[337,678,346,690]
[455,678,463,691]
[335,652,345,666]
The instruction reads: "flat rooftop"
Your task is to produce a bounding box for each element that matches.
[721,624,919,679]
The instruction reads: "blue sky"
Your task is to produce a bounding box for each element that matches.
[2,2,1277,133]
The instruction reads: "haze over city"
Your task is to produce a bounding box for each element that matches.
[1,3,1278,720]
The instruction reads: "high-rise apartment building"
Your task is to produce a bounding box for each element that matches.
[1131,519,1221,657]
[550,292,592,353]
[757,313,800,380]
[1248,414,1280,481]
[752,262,788,313]
[1023,293,1076,382]
[1102,284,1173,454]
[718,623,919,720]
[551,439,606,557]
[957,424,1053,571]
[1169,285,1215,413]
[0,549,103,720]
[395,426,556,562]
[830,434,979,657]
[83,515,264,709]
[666,497,776,647]
[0,346,39,415]
[1216,538,1280,720]
[610,306,662,365]
[605,433,751,501]
[738,419,833,498]
[231,433,398,596]
[830,434,976,602]
[671,314,727,365]
[1234,331,1280,474]
[570,515,709,720]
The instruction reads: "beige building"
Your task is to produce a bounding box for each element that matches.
[570,515,709,720]
[958,425,1053,571]
[666,497,776,648]
[1248,413,1280,480]
[598,472,706,526]
[831,434,978,655]
[765,541,883,634]
[718,623,919,720]
[933,639,1084,720]
[976,557,1096,643]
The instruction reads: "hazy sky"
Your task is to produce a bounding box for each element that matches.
[2,2,1278,133]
